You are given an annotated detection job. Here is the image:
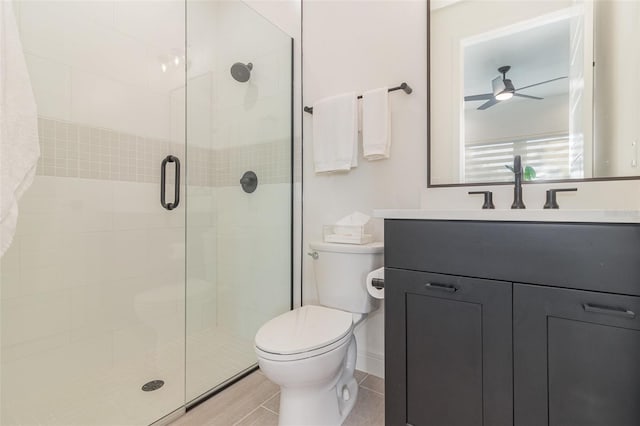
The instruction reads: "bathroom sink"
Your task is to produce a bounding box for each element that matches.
[373,209,640,223]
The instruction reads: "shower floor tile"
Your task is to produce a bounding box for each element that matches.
[169,369,385,426]
[1,325,257,426]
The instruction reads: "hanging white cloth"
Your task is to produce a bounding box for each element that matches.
[362,87,391,160]
[0,0,40,258]
[312,92,358,173]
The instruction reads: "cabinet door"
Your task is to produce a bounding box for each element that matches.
[386,269,512,426]
[514,284,640,426]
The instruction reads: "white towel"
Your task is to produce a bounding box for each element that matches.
[362,87,391,160]
[0,0,40,258]
[312,92,358,173]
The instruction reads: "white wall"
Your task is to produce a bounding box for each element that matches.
[302,0,428,377]
[302,0,640,380]
[17,1,185,139]
[593,0,640,177]
[422,180,640,211]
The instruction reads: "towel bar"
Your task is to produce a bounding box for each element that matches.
[303,82,412,114]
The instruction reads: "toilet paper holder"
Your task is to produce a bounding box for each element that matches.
[371,278,384,290]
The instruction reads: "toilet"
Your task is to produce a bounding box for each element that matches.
[254,241,383,425]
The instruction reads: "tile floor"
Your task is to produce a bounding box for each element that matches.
[1,325,260,426]
[169,369,385,426]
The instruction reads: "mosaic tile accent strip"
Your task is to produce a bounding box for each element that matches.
[36,117,292,187]
[187,140,291,187]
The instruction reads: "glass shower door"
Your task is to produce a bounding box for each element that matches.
[0,2,187,424]
[1,0,293,422]
[185,0,293,402]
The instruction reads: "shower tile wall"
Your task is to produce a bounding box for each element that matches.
[35,117,290,186]
[184,0,292,401]
[2,1,291,424]
[0,175,188,425]
[3,4,187,423]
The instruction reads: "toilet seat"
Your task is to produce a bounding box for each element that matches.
[255,305,353,361]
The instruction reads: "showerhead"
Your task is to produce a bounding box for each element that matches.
[230,62,253,82]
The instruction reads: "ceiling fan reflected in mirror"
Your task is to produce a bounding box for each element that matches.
[464,65,568,110]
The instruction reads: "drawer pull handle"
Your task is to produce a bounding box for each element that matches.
[425,282,457,293]
[583,303,636,319]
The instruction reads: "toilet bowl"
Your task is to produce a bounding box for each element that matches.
[255,305,361,425]
[255,242,383,425]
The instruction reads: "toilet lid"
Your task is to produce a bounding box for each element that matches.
[255,305,353,355]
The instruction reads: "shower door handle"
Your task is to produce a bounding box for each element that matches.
[160,155,180,210]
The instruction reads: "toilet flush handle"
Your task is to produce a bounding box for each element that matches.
[307,251,319,260]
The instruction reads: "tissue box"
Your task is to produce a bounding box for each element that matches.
[323,224,373,245]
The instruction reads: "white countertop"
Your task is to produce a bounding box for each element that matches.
[373,209,640,223]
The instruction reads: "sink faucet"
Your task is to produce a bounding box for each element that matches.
[511,155,526,209]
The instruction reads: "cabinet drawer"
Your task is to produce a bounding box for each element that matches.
[388,268,511,299]
[385,268,512,426]
[515,284,640,426]
[384,219,640,296]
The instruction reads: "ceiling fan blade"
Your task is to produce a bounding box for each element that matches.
[514,93,543,100]
[516,76,568,91]
[465,93,493,101]
[478,97,499,110]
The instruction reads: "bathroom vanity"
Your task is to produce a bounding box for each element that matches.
[382,213,640,426]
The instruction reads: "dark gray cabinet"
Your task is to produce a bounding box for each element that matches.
[385,219,640,426]
[385,268,512,426]
[514,284,640,426]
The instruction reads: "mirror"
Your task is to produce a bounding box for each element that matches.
[428,0,640,186]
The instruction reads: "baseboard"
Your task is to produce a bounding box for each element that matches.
[356,350,385,379]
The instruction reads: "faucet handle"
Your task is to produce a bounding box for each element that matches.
[468,191,495,209]
[543,188,577,209]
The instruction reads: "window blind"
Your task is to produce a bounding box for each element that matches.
[464,134,573,183]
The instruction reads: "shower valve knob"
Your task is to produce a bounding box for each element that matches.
[240,171,258,193]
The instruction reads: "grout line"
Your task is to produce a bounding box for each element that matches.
[232,406,262,426]
[261,405,279,416]
[257,387,279,407]
[358,373,369,384]
[260,391,280,415]
[360,384,385,397]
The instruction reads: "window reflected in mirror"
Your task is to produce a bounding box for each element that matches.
[429,0,640,186]
[463,14,578,183]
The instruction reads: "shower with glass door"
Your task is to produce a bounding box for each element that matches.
[0,1,292,424]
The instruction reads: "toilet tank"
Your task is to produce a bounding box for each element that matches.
[309,241,384,314]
